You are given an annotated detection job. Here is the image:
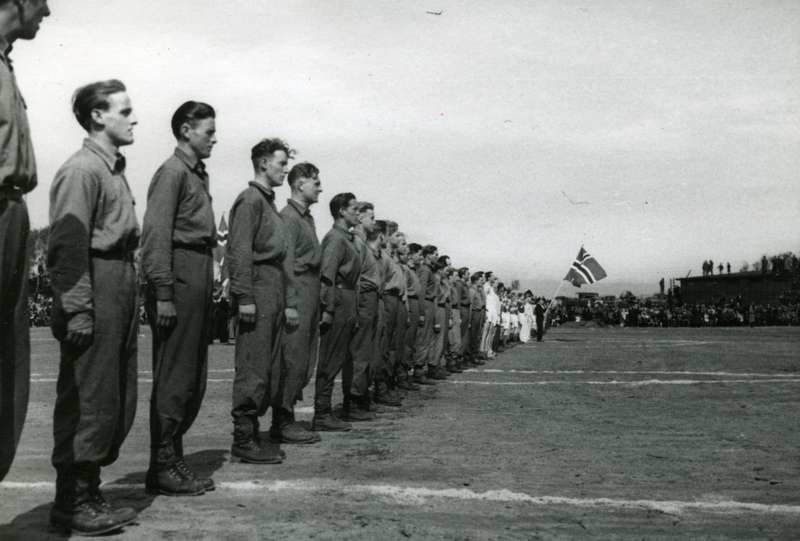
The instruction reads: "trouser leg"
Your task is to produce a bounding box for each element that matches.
[380,295,400,383]
[279,274,320,415]
[231,265,284,427]
[394,301,408,377]
[469,311,484,359]
[405,299,420,368]
[314,290,356,414]
[459,307,470,357]
[52,258,138,486]
[431,306,446,366]
[0,198,30,481]
[349,290,377,401]
[371,298,387,385]
[148,248,212,468]
[448,309,461,356]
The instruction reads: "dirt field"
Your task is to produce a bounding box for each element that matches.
[1,326,799,540]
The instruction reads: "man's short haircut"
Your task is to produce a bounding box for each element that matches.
[251,138,294,168]
[72,79,127,132]
[470,272,482,283]
[288,162,319,189]
[374,220,388,235]
[408,243,422,255]
[422,245,438,257]
[329,192,356,219]
[171,101,215,139]
[357,202,374,213]
[458,267,469,278]
[437,255,449,267]
[385,220,398,236]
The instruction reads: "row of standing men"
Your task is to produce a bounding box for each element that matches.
[1,73,524,536]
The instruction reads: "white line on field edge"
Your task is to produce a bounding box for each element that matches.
[449,379,800,386]
[466,369,799,378]
[2,479,798,516]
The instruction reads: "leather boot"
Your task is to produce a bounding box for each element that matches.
[231,416,283,464]
[413,368,436,385]
[88,466,138,524]
[312,412,352,432]
[51,467,129,536]
[174,437,215,491]
[146,463,206,496]
[374,381,402,407]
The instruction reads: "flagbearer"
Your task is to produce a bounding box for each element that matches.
[140,101,218,496]
[272,162,323,444]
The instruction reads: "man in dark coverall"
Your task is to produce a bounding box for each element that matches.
[0,0,50,484]
[140,101,217,496]
[402,243,428,387]
[272,162,323,445]
[48,80,139,535]
[227,138,292,464]
[312,193,361,432]
[535,298,546,342]
[348,202,383,420]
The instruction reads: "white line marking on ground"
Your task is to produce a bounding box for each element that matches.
[449,379,800,386]
[466,369,799,378]
[2,479,799,516]
[30,369,235,378]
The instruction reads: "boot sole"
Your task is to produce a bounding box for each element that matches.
[233,456,283,465]
[50,520,129,537]
[268,434,320,445]
[312,424,352,432]
[145,486,206,497]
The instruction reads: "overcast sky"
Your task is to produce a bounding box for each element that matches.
[12,0,799,292]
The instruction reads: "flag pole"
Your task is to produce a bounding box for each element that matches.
[544,279,567,322]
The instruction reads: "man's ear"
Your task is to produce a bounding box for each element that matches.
[89,108,105,129]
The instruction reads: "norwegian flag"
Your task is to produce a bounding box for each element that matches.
[564,246,607,287]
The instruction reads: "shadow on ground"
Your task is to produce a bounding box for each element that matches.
[0,449,227,540]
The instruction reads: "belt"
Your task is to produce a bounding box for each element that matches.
[451,304,458,309]
[90,247,135,261]
[0,185,23,201]
[437,303,447,308]
[425,296,435,301]
[385,288,401,298]
[173,242,212,254]
[461,303,471,307]
[335,284,355,291]
[407,295,418,300]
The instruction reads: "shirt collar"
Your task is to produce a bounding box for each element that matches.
[286,198,310,217]
[174,147,207,177]
[248,181,275,201]
[333,222,354,241]
[83,138,126,174]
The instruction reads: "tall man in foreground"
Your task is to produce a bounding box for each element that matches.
[140,101,218,496]
[48,80,139,535]
[228,138,292,464]
[273,162,323,444]
[0,0,50,482]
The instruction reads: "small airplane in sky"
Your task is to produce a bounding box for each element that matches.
[561,191,590,205]
[426,10,443,16]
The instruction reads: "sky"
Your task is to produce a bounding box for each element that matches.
[11,0,800,295]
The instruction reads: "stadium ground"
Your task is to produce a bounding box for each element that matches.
[1,326,799,540]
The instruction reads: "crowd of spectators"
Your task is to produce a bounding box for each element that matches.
[549,297,800,328]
